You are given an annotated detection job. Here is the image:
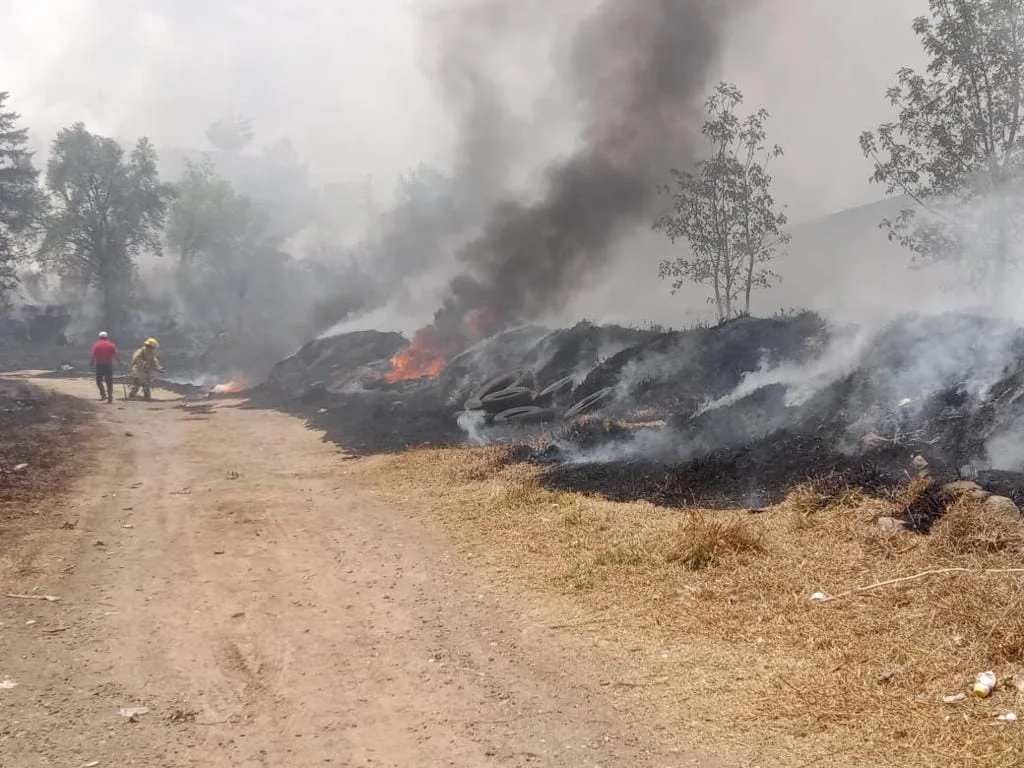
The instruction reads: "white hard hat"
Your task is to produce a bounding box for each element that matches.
[98,331,109,339]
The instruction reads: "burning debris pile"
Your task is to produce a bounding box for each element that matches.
[256,310,1024,512]
[541,313,1024,509]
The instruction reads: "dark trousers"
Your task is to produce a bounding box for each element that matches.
[95,363,114,402]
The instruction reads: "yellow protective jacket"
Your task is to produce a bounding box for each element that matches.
[131,347,161,379]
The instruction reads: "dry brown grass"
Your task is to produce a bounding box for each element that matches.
[354,447,1024,768]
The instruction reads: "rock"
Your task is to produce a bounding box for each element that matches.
[984,495,1022,521]
[118,706,150,722]
[912,455,931,478]
[860,432,890,448]
[941,480,990,502]
[877,516,908,532]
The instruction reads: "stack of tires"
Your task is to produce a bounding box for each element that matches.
[461,368,614,426]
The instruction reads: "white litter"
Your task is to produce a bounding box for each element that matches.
[998,712,1018,723]
[809,591,830,602]
[118,706,150,719]
[0,680,18,690]
[942,693,967,704]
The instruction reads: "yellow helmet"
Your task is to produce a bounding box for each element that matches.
[144,337,159,348]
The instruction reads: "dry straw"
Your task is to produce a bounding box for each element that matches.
[357,449,1024,767]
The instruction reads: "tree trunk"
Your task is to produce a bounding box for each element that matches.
[722,243,733,322]
[712,258,724,322]
[101,285,115,333]
[993,202,1010,304]
[743,252,753,315]
[742,177,754,316]
[98,256,117,333]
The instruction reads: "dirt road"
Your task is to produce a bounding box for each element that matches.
[1,377,701,768]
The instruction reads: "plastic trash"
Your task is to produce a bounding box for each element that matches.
[809,591,830,602]
[942,693,967,704]
[998,712,1018,723]
[0,680,17,690]
[973,671,997,698]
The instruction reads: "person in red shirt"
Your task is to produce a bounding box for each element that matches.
[90,332,120,404]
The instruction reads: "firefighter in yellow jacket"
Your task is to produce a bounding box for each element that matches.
[128,337,163,401]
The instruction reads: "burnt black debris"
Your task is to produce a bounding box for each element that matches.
[538,437,913,510]
[244,311,1024,513]
[537,313,1024,509]
[262,330,407,398]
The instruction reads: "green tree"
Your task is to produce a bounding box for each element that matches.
[0,92,44,304]
[41,124,172,328]
[166,160,279,337]
[654,82,789,322]
[860,0,1024,296]
[167,159,253,271]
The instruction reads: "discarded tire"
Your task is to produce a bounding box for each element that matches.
[492,406,557,426]
[480,386,536,413]
[464,369,533,410]
[564,387,613,419]
[536,375,575,405]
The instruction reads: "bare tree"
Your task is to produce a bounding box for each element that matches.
[655,82,789,322]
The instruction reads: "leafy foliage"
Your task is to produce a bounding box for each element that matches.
[167,159,254,270]
[860,0,1024,294]
[40,123,172,328]
[0,92,43,303]
[166,160,293,339]
[655,82,789,322]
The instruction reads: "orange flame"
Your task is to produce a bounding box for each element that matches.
[384,329,446,383]
[210,378,248,395]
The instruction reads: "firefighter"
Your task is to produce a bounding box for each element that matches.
[128,337,163,401]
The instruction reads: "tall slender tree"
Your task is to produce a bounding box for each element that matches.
[0,92,43,304]
[655,82,789,322]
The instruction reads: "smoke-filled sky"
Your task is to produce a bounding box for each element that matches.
[2,0,926,222]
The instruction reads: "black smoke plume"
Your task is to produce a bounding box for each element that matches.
[420,0,747,357]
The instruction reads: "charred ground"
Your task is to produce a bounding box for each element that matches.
[0,378,95,529]
[249,311,1024,517]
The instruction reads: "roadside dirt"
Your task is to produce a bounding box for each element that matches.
[0,376,717,768]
